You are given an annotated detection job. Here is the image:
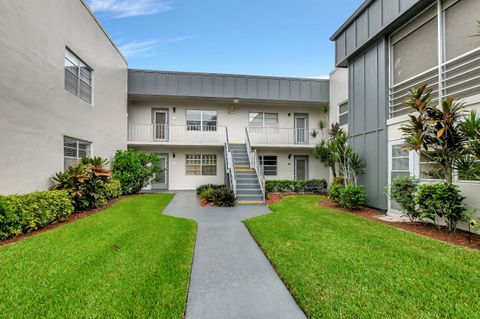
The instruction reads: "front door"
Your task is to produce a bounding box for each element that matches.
[152,153,168,190]
[294,156,309,181]
[153,110,168,141]
[294,113,309,144]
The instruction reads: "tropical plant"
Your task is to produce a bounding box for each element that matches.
[212,187,236,207]
[338,185,366,210]
[112,150,163,195]
[389,176,419,222]
[415,183,467,232]
[328,184,344,203]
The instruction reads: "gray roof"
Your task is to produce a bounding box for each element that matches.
[331,0,434,67]
[128,69,329,103]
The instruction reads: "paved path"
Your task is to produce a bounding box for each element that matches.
[163,191,306,319]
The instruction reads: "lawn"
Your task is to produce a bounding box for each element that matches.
[0,194,196,319]
[245,195,480,319]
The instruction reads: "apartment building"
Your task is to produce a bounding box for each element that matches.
[127,70,330,201]
[331,0,480,214]
[0,0,128,194]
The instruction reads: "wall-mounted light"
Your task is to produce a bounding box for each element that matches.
[288,154,292,160]
[233,98,240,104]
[288,113,291,117]
[172,152,176,158]
[229,105,235,114]
[173,107,176,113]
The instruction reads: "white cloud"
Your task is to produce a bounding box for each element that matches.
[307,75,329,80]
[87,0,172,18]
[166,36,195,43]
[118,40,158,58]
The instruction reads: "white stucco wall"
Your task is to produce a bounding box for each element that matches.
[329,68,349,131]
[0,0,128,195]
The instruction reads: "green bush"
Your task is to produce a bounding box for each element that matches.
[0,190,74,240]
[212,187,236,207]
[199,188,216,202]
[196,184,223,196]
[332,177,345,186]
[103,179,122,200]
[389,176,419,222]
[415,183,467,231]
[265,179,327,194]
[338,185,365,210]
[328,184,344,203]
[51,161,110,211]
[112,150,162,195]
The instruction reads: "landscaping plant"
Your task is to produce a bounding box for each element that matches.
[212,187,236,207]
[389,176,420,222]
[328,184,344,203]
[112,150,163,194]
[0,190,74,240]
[265,179,327,194]
[338,184,366,210]
[415,183,467,231]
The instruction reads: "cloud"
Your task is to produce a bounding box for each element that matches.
[87,0,172,18]
[307,75,329,80]
[166,36,195,43]
[118,40,159,58]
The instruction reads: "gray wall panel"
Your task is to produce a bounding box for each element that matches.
[129,70,329,103]
[346,24,357,56]
[348,39,388,210]
[383,0,400,25]
[368,1,383,37]
[356,11,369,45]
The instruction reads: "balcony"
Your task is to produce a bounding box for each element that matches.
[246,127,321,147]
[128,124,226,146]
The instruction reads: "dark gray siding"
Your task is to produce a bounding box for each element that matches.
[128,70,329,103]
[332,0,435,67]
[348,39,388,210]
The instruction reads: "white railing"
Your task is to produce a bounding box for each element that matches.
[128,124,226,144]
[246,127,321,146]
[224,127,237,196]
[245,128,265,201]
[389,47,480,118]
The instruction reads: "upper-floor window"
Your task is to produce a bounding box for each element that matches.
[64,136,91,169]
[64,48,93,104]
[389,0,480,118]
[186,110,217,131]
[338,101,348,126]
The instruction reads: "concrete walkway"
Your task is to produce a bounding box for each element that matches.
[163,191,306,319]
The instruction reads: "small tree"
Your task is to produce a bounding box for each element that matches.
[389,176,419,222]
[112,150,163,194]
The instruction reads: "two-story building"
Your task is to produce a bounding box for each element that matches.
[127,70,330,202]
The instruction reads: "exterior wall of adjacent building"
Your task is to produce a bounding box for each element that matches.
[0,0,128,195]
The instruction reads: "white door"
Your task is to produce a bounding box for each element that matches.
[294,114,308,144]
[153,110,168,141]
[152,154,168,190]
[294,156,309,181]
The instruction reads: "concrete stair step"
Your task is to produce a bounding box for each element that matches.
[237,189,263,196]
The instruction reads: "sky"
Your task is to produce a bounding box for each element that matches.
[87,0,364,78]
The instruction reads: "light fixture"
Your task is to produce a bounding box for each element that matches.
[288,154,292,160]
[233,98,240,104]
[288,113,291,117]
[172,152,176,158]
[173,107,176,113]
[229,105,235,114]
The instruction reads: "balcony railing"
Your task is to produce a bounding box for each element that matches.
[246,127,321,146]
[128,124,226,144]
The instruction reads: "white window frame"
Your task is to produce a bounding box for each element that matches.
[338,100,348,127]
[185,110,218,132]
[248,112,279,128]
[64,136,92,170]
[64,48,93,105]
[388,0,480,118]
[185,154,217,176]
[259,155,277,176]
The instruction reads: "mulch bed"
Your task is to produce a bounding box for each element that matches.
[320,198,480,250]
[0,196,129,247]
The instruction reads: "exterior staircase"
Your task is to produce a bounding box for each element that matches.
[229,143,265,204]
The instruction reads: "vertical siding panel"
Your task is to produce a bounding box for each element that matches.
[235,78,247,98]
[246,79,258,98]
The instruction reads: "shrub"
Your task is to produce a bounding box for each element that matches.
[332,177,346,186]
[212,187,236,207]
[328,184,344,203]
[415,183,467,231]
[112,150,162,195]
[0,190,74,240]
[389,176,419,222]
[196,184,223,196]
[103,179,122,200]
[200,188,216,202]
[265,179,327,194]
[338,185,366,209]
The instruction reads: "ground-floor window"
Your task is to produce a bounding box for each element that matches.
[259,155,277,176]
[186,154,217,176]
[64,136,91,169]
[389,142,415,211]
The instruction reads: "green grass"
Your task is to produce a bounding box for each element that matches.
[245,195,480,319]
[0,194,196,319]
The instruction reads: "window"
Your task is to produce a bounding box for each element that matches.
[186,154,217,176]
[186,110,217,131]
[259,156,277,176]
[64,136,91,169]
[390,144,411,210]
[338,101,348,126]
[419,152,445,180]
[248,112,278,127]
[64,48,93,104]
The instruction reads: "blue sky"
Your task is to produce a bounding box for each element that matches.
[88,0,363,78]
